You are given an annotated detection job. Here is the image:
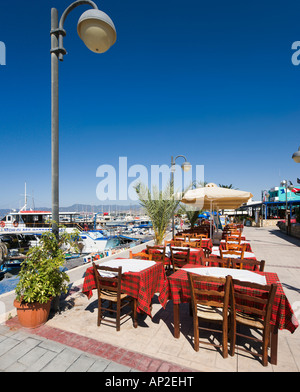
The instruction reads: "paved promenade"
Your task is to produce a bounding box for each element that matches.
[0,226,300,372]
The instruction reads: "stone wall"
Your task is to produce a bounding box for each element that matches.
[277,221,300,239]
[253,219,281,227]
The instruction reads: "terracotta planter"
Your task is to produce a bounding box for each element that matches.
[14,298,52,328]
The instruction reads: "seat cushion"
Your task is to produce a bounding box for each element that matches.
[196,304,225,321]
[100,290,128,302]
[235,311,264,329]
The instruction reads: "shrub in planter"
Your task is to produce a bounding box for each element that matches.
[14,225,78,328]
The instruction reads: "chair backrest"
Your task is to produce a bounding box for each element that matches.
[146,245,165,262]
[225,235,242,243]
[176,233,190,241]
[170,246,190,269]
[231,259,265,272]
[220,249,245,260]
[230,278,277,327]
[192,233,208,239]
[185,238,202,249]
[93,262,122,298]
[224,242,246,252]
[129,250,152,260]
[188,273,232,315]
[170,240,184,247]
[229,229,241,235]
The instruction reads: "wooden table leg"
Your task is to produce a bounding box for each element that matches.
[133,298,138,328]
[270,325,278,365]
[173,303,180,338]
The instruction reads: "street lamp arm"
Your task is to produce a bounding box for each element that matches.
[59,0,98,28]
[173,155,188,163]
[51,1,99,61]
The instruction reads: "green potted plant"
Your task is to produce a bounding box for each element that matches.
[14,224,79,328]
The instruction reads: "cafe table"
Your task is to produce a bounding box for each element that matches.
[82,258,166,318]
[158,264,299,365]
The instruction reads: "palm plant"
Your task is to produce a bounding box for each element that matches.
[135,181,182,245]
[218,184,236,189]
[180,204,201,228]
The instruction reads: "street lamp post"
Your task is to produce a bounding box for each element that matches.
[280,179,293,233]
[170,155,191,239]
[50,1,116,237]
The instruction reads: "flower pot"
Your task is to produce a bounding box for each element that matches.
[13,298,52,329]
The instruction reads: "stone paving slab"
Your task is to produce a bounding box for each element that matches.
[0,323,135,372]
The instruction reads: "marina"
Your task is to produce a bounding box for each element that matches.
[0,200,155,295]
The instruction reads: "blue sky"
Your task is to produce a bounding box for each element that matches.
[1,0,300,209]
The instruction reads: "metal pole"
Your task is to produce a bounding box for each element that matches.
[286,183,289,233]
[51,8,59,238]
[171,156,175,239]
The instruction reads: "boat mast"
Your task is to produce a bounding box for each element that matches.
[20,182,28,212]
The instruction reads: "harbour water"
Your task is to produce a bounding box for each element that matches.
[0,209,154,296]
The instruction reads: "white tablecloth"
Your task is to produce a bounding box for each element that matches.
[211,248,255,259]
[97,259,156,277]
[220,240,250,244]
[182,267,266,285]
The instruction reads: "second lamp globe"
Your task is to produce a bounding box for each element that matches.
[77,9,117,53]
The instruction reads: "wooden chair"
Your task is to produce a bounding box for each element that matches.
[223,233,241,242]
[224,236,241,243]
[231,259,265,272]
[170,247,190,271]
[219,249,245,261]
[92,263,137,331]
[187,273,233,358]
[190,237,202,249]
[146,246,169,269]
[203,248,212,258]
[192,233,208,239]
[229,278,277,366]
[186,238,202,249]
[129,250,152,260]
[170,240,184,247]
[224,242,246,252]
[176,233,190,241]
[229,229,241,235]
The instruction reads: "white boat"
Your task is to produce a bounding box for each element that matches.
[0,209,110,253]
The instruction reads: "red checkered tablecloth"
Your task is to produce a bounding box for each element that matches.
[158,264,299,333]
[82,261,166,317]
[201,238,213,251]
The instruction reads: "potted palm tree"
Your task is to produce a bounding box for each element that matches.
[135,182,182,245]
[14,225,79,328]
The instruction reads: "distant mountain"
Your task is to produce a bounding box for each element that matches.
[0,209,10,220]
[0,204,143,219]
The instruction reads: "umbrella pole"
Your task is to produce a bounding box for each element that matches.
[210,201,212,239]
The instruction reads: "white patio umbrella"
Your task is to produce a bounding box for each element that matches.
[181,183,253,237]
[181,183,253,210]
